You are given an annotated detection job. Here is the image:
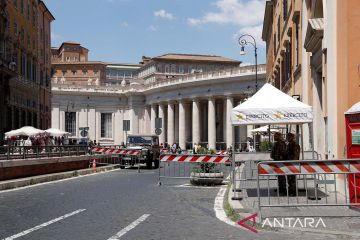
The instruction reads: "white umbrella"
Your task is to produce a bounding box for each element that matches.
[45,128,69,137]
[5,126,44,137]
[250,126,280,134]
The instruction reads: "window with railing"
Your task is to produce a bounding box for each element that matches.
[65,112,76,136]
[101,113,112,138]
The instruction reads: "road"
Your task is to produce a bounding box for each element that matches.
[0,167,338,240]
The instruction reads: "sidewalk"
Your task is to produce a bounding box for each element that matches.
[228,163,360,238]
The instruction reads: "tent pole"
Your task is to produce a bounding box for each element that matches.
[232,125,236,199]
[301,124,305,160]
[310,122,315,159]
[268,125,271,151]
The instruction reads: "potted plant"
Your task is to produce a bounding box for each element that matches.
[190,147,224,186]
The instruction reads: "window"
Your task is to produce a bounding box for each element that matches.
[66,56,70,62]
[72,70,76,76]
[101,113,112,138]
[171,65,176,73]
[165,65,169,73]
[283,0,288,21]
[62,70,66,76]
[65,112,76,136]
[74,47,78,51]
[83,70,87,76]
[93,70,98,76]
[74,56,78,61]
[21,0,24,14]
[179,65,184,73]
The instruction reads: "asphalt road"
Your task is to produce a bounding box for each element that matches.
[0,167,340,240]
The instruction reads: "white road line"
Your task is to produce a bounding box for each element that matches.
[1,209,86,240]
[214,184,237,227]
[107,214,150,240]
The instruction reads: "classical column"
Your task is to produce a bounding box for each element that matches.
[52,106,60,129]
[178,100,186,149]
[167,102,175,146]
[226,96,234,149]
[158,104,165,144]
[130,108,139,134]
[192,99,200,147]
[175,103,179,143]
[150,104,156,135]
[144,106,151,134]
[208,97,216,150]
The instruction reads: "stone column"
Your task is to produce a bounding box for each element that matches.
[167,102,175,146]
[158,104,165,145]
[208,97,216,150]
[96,111,101,142]
[144,106,151,134]
[52,106,60,129]
[88,108,96,141]
[175,103,179,143]
[178,100,186,149]
[150,104,156,135]
[192,99,200,147]
[60,110,65,131]
[130,108,139,134]
[226,96,234,148]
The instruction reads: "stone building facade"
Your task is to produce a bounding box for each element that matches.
[51,44,265,149]
[262,0,360,159]
[0,0,54,141]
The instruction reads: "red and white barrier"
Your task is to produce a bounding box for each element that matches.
[160,154,230,163]
[91,147,141,156]
[258,160,360,175]
[216,151,227,155]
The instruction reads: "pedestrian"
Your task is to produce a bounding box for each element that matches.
[171,143,177,154]
[286,133,300,196]
[160,143,164,150]
[193,143,197,154]
[271,132,287,195]
[176,146,182,154]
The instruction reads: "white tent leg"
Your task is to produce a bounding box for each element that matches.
[301,124,305,160]
[309,122,315,159]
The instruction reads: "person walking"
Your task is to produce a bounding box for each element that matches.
[286,133,300,196]
[271,132,287,195]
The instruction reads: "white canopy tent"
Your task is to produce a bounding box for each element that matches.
[231,83,313,125]
[45,128,69,137]
[230,83,314,158]
[5,126,44,138]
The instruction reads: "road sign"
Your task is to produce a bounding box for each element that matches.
[79,127,89,137]
[155,128,162,136]
[123,120,130,131]
[155,118,162,129]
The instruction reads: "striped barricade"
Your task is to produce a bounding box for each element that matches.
[158,153,231,185]
[91,147,141,156]
[256,159,360,219]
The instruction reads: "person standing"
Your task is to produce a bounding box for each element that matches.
[286,133,300,195]
[271,132,287,195]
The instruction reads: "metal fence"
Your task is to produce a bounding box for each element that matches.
[256,159,360,219]
[0,145,90,160]
[158,153,231,186]
[231,151,320,200]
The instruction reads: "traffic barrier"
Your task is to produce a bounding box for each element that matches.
[231,151,320,200]
[91,147,141,156]
[256,159,360,220]
[216,150,228,155]
[158,153,231,186]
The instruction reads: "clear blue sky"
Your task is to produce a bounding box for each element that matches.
[44,0,266,65]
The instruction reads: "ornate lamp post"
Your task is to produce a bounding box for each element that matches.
[238,34,258,92]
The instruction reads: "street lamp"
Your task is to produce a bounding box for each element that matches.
[238,34,258,92]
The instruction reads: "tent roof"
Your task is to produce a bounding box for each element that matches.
[231,83,313,125]
[5,126,44,137]
[45,128,69,136]
[345,101,360,115]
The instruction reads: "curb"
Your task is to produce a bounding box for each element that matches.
[0,165,120,191]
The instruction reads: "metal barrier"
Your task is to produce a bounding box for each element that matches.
[91,147,143,172]
[231,151,320,200]
[0,145,89,160]
[158,153,231,185]
[256,159,360,219]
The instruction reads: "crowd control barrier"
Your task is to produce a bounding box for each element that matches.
[158,153,231,186]
[256,159,360,219]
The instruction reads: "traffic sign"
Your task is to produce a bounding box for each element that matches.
[155,128,162,136]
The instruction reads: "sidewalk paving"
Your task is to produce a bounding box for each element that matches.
[229,162,360,237]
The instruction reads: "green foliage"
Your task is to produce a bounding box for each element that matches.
[259,141,272,152]
[191,147,219,173]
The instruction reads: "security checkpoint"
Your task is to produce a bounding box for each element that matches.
[226,86,360,219]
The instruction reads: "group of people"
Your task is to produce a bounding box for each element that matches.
[271,132,300,196]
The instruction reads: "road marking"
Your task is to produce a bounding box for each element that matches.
[174,183,222,189]
[1,209,86,240]
[214,184,237,227]
[107,214,150,240]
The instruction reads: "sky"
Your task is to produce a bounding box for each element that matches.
[43,0,266,65]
